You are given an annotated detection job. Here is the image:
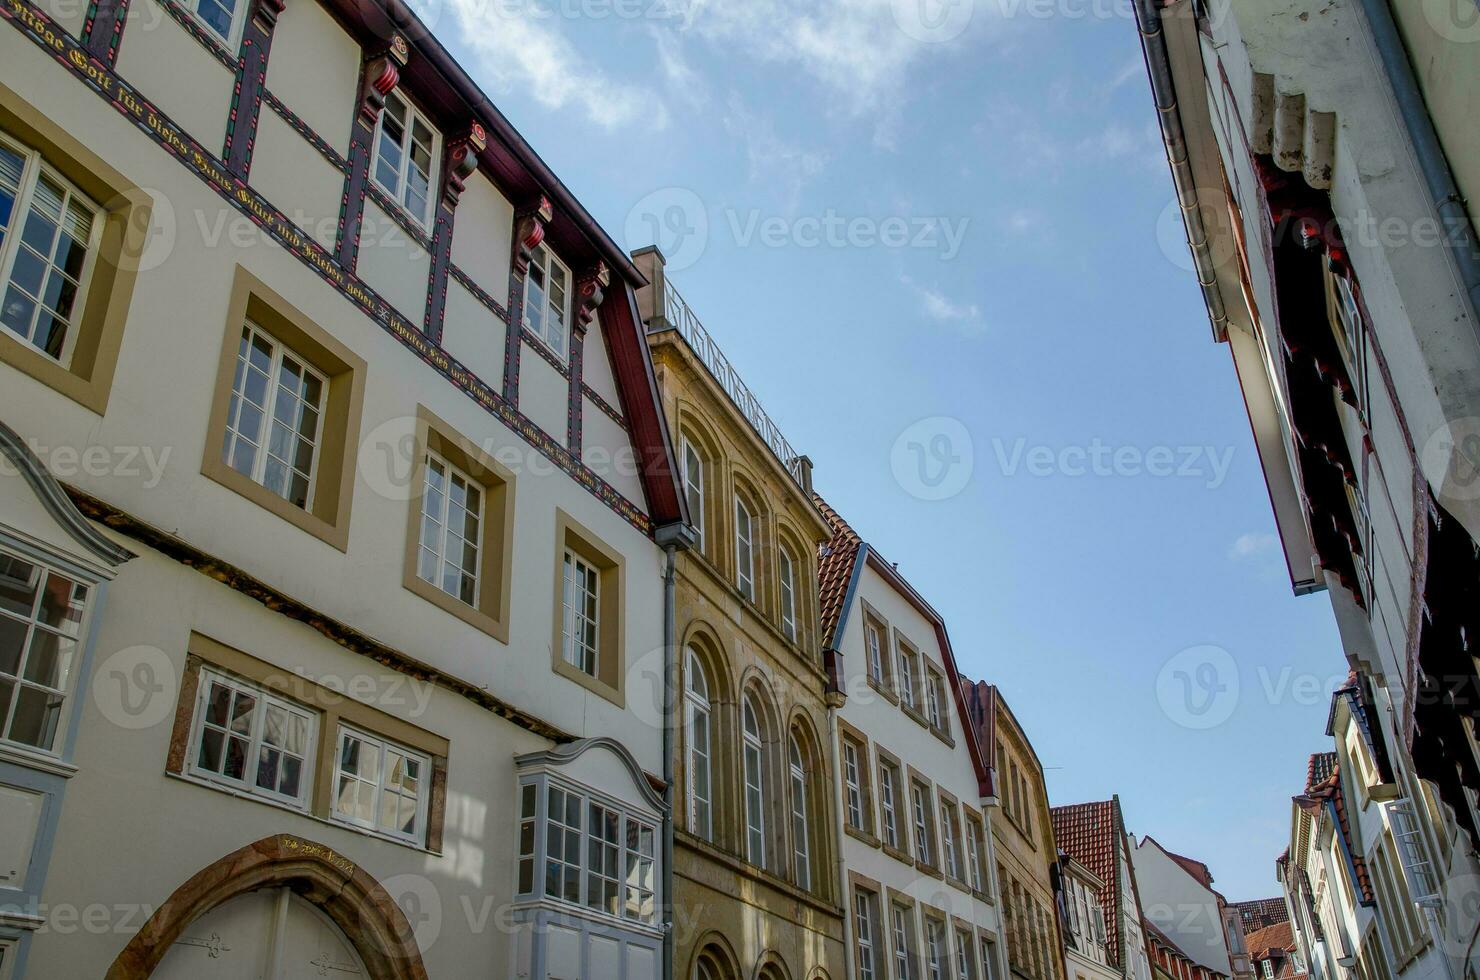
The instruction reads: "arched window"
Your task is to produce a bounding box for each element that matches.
[742,695,766,866]
[778,544,797,642]
[681,438,706,552]
[734,496,755,601]
[685,648,713,840]
[789,734,810,890]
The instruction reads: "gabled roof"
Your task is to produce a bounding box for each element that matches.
[1053,800,1128,964]
[1244,921,1296,962]
[1232,898,1288,934]
[1306,752,1338,792]
[1297,753,1374,906]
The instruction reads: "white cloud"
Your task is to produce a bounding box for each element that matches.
[442,0,666,130]
[901,274,983,333]
[1229,532,1279,560]
[722,94,827,206]
[1110,55,1144,91]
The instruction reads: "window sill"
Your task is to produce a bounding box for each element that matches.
[403,574,510,645]
[200,455,350,552]
[901,702,930,729]
[844,823,881,848]
[930,725,956,749]
[552,655,626,709]
[914,858,944,880]
[0,742,78,778]
[866,675,899,705]
[675,829,842,916]
[945,873,973,896]
[882,842,913,867]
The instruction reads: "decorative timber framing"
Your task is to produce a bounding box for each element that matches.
[423,122,486,342]
[220,0,287,178]
[503,195,551,404]
[80,0,128,66]
[336,33,408,272]
[566,260,608,450]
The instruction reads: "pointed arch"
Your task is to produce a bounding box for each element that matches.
[106,834,428,980]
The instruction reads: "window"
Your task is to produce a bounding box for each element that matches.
[879,760,902,850]
[893,904,917,980]
[743,695,766,866]
[332,727,429,844]
[415,451,483,607]
[183,0,245,42]
[735,496,755,601]
[778,547,797,642]
[844,739,865,830]
[912,780,937,867]
[0,550,92,752]
[965,815,986,891]
[221,321,327,512]
[372,91,436,227]
[856,888,880,980]
[189,670,315,808]
[982,937,999,980]
[524,241,571,359]
[561,550,601,677]
[899,644,919,709]
[941,799,962,880]
[550,511,625,701]
[1261,962,1273,980]
[685,649,712,840]
[927,668,949,733]
[866,620,885,685]
[520,779,658,925]
[926,918,949,980]
[957,929,979,980]
[790,736,810,890]
[0,135,99,366]
[681,439,705,552]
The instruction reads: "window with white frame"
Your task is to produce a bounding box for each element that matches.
[982,937,999,980]
[866,621,885,685]
[879,759,901,850]
[1261,961,1273,980]
[0,135,101,367]
[898,645,919,709]
[0,549,93,752]
[927,668,949,732]
[912,781,936,867]
[685,648,712,840]
[416,451,483,606]
[183,0,245,43]
[743,695,766,866]
[965,816,985,891]
[844,739,865,830]
[778,547,797,642]
[222,322,327,512]
[957,928,979,980]
[941,799,961,880]
[332,726,429,844]
[560,549,600,676]
[734,496,755,601]
[372,91,436,228]
[189,669,315,808]
[681,440,705,552]
[523,242,571,359]
[926,919,949,980]
[789,735,810,891]
[515,777,657,926]
[856,888,879,980]
[893,904,917,980]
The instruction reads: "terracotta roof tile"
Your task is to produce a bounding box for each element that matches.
[1232,899,1288,934]
[1306,753,1338,793]
[812,492,863,650]
[1052,801,1126,964]
[1244,921,1306,980]
[1301,754,1374,905]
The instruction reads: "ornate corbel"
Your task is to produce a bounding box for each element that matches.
[574,261,609,331]
[250,0,285,31]
[513,196,553,276]
[359,33,409,124]
[442,122,487,210]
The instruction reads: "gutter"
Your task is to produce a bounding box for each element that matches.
[654,521,696,980]
[1133,0,1230,341]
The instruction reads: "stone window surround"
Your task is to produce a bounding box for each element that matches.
[549,508,626,707]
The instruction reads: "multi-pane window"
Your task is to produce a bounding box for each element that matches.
[912,781,936,867]
[0,136,99,365]
[416,452,483,606]
[956,929,979,980]
[743,696,766,866]
[941,800,961,880]
[544,784,583,904]
[517,782,538,894]
[685,649,713,839]
[0,551,91,752]
[222,322,327,511]
[966,817,985,891]
[681,440,705,552]
[927,669,948,732]
[734,497,755,600]
[790,736,810,890]
[190,670,315,808]
[778,548,797,642]
[624,819,657,923]
[524,242,571,359]
[844,740,865,830]
[372,91,436,227]
[898,647,918,708]
[332,727,429,844]
[561,550,600,676]
[982,938,999,980]
[926,919,949,980]
[186,0,243,42]
[879,761,901,850]
[586,800,622,916]
[866,622,884,685]
[893,904,916,980]
[856,889,879,980]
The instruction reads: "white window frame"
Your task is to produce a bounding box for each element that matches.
[778,547,797,642]
[912,781,936,867]
[790,736,810,891]
[681,439,705,552]
[966,817,985,891]
[926,918,949,980]
[941,800,961,880]
[331,725,431,845]
[371,90,439,229]
[561,549,601,677]
[0,546,96,755]
[734,496,755,601]
[222,321,329,512]
[0,133,102,368]
[866,621,884,684]
[187,668,317,810]
[743,696,766,866]
[181,0,248,46]
[523,241,572,361]
[856,889,879,980]
[1261,961,1274,980]
[894,904,916,980]
[899,646,918,708]
[844,740,865,830]
[879,760,900,850]
[416,449,484,607]
[684,648,712,840]
[957,928,979,980]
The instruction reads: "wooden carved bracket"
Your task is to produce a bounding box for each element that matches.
[250,0,285,31]
[359,33,409,124]
[574,261,609,331]
[512,196,553,276]
[442,122,487,209]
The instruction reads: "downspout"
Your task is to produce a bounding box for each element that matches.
[1133,0,1230,342]
[1354,0,1480,339]
[654,522,695,980]
[827,693,854,980]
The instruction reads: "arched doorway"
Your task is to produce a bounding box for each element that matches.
[106,834,428,980]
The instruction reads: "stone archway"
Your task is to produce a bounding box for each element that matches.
[106,834,429,980]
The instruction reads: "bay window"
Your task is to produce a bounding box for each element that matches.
[0,548,94,753]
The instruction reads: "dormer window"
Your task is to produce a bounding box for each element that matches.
[523,243,571,360]
[372,91,437,229]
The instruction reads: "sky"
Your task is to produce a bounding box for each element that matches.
[416,0,1351,901]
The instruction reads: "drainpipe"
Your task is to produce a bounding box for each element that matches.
[1133,0,1230,342]
[654,522,695,980]
[826,687,854,980]
[1354,0,1480,341]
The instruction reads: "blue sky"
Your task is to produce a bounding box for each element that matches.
[422,0,1349,901]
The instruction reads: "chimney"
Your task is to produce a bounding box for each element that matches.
[630,245,669,331]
